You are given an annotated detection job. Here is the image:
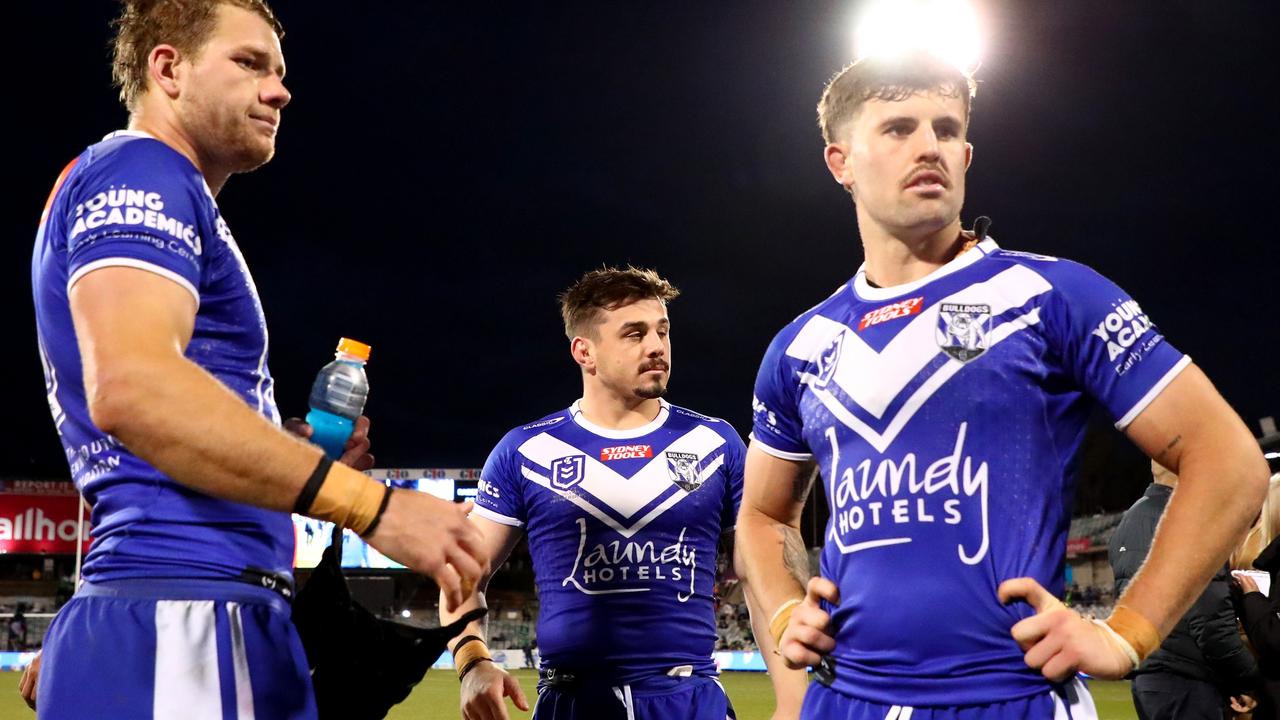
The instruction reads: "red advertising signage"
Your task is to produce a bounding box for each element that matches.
[0,493,92,554]
[1065,538,1091,554]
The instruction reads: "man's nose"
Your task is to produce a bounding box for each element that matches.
[263,75,291,109]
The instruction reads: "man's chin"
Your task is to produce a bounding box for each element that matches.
[634,382,668,400]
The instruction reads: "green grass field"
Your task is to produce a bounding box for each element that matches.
[0,670,1137,719]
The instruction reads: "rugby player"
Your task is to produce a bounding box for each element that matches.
[734,51,1269,718]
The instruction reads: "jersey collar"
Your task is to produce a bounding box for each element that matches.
[852,238,999,301]
[568,398,670,439]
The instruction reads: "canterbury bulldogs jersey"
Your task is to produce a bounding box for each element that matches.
[32,131,293,583]
[751,239,1188,706]
[474,399,746,682]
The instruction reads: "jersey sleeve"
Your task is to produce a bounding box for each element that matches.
[749,326,812,460]
[719,429,747,532]
[472,434,527,527]
[63,142,207,305]
[1041,261,1189,429]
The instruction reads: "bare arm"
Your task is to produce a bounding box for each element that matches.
[734,445,816,615]
[71,267,486,606]
[440,515,530,720]
[733,544,809,718]
[1119,363,1269,636]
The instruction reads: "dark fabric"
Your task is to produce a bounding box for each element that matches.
[292,526,486,720]
[1110,483,1258,692]
[1130,673,1225,720]
[1237,534,1280,719]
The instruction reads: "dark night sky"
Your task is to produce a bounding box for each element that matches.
[8,2,1278,511]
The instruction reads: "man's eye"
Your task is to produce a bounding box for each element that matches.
[235,57,255,69]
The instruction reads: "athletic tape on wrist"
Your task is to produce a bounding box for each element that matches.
[298,458,387,536]
[1102,604,1160,666]
[359,484,394,538]
[769,598,804,647]
[453,635,492,681]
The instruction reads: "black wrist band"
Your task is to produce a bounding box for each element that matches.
[294,455,333,514]
[360,483,393,538]
[457,657,492,681]
[451,635,484,657]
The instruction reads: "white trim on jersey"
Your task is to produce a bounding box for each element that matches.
[517,425,726,538]
[1052,676,1099,719]
[154,600,222,720]
[853,238,998,301]
[103,129,159,141]
[570,398,670,439]
[1114,355,1192,430]
[787,265,1053,454]
[747,435,813,462]
[68,257,201,309]
[472,504,526,528]
[226,602,257,720]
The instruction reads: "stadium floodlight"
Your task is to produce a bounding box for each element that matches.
[401,609,412,618]
[854,0,983,74]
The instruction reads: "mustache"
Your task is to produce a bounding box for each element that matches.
[640,361,669,373]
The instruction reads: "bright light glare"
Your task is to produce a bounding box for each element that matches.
[401,609,412,618]
[855,0,983,73]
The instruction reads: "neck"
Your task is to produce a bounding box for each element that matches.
[128,106,229,196]
[578,381,662,431]
[857,212,971,288]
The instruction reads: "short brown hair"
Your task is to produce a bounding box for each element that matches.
[558,266,680,339]
[817,51,977,145]
[111,0,284,109]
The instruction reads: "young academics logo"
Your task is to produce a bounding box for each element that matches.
[600,444,653,461]
[936,303,991,362]
[550,455,586,490]
[666,452,702,492]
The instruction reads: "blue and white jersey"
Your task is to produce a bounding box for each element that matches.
[751,239,1188,706]
[475,399,746,682]
[31,131,293,584]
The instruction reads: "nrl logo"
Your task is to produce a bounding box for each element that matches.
[550,455,586,490]
[936,303,992,363]
[666,452,702,492]
[814,331,844,388]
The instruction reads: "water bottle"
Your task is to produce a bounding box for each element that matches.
[306,337,371,459]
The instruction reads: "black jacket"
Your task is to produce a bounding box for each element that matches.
[1239,534,1280,718]
[1110,483,1259,692]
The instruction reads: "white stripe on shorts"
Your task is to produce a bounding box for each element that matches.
[154,600,222,720]
[1052,677,1099,720]
[227,602,256,720]
[611,684,637,720]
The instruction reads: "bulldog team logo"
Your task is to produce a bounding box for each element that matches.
[550,455,586,490]
[665,452,702,492]
[936,303,992,362]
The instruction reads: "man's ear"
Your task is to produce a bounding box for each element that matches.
[148,44,184,100]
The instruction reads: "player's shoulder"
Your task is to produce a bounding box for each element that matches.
[666,403,739,438]
[498,407,574,446]
[79,132,200,182]
[982,241,1113,296]
[765,281,852,352]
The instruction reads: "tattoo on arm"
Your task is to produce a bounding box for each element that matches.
[1155,434,1182,465]
[792,462,818,504]
[777,525,810,587]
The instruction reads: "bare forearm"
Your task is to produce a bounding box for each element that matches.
[735,510,809,614]
[1121,454,1267,636]
[743,580,807,714]
[90,353,323,510]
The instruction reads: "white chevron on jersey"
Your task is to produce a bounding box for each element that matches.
[517,425,727,538]
[787,265,1053,453]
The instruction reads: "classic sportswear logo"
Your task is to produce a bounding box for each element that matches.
[859,296,923,331]
[600,444,653,461]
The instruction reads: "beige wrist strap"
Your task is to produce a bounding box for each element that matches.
[303,461,387,536]
[769,598,804,647]
[1102,604,1160,666]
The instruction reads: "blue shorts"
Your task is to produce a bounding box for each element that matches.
[38,578,316,720]
[801,677,1098,720]
[533,672,735,720]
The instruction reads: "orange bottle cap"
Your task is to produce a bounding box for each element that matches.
[336,337,371,361]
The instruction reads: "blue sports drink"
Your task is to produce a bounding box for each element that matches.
[306,337,371,458]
